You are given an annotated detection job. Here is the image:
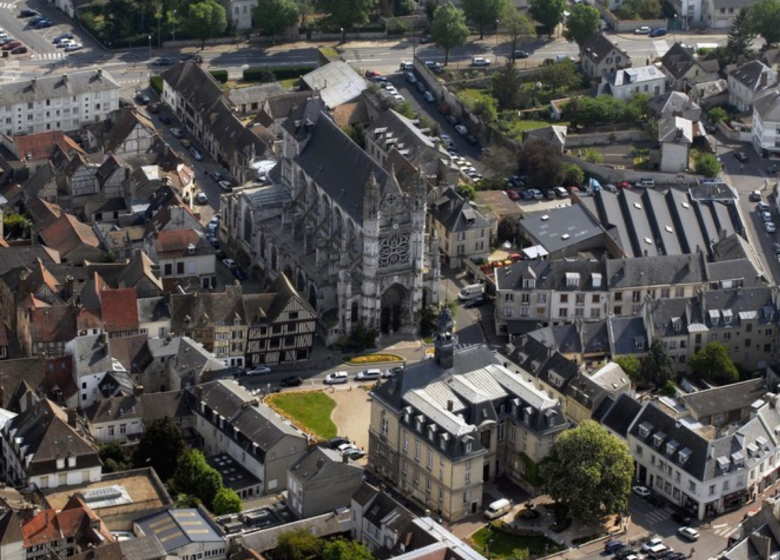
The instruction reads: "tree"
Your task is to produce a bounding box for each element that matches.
[133,417,186,481]
[323,540,373,560]
[708,106,728,123]
[482,145,518,177]
[688,341,740,385]
[639,339,676,387]
[272,529,324,560]
[616,0,661,19]
[99,443,129,473]
[173,449,224,510]
[615,355,641,382]
[529,0,566,36]
[394,100,416,119]
[561,162,584,186]
[565,4,600,46]
[502,9,536,60]
[456,183,477,201]
[253,0,299,43]
[491,62,525,110]
[535,60,581,93]
[460,0,511,39]
[748,0,780,46]
[212,487,243,515]
[724,9,755,62]
[317,0,379,32]
[695,152,721,178]
[183,0,226,49]
[473,96,498,123]
[431,3,469,65]
[497,217,520,245]
[518,140,563,189]
[3,213,31,239]
[541,421,634,522]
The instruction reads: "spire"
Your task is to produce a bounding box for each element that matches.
[434,305,457,370]
[363,173,380,223]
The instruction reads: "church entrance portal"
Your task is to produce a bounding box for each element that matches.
[380,284,406,334]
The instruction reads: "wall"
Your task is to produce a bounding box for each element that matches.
[564,154,700,185]
[565,129,650,147]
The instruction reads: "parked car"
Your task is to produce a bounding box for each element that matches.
[419,35,432,44]
[231,266,247,281]
[327,436,351,449]
[344,447,366,460]
[437,104,451,115]
[415,81,426,93]
[528,189,544,200]
[554,186,569,198]
[19,9,39,17]
[222,258,236,269]
[445,115,459,126]
[615,549,639,560]
[768,164,778,174]
[35,20,54,29]
[29,15,45,24]
[324,371,349,384]
[0,37,14,45]
[364,69,381,78]
[2,41,21,50]
[671,512,692,525]
[281,376,303,388]
[382,366,403,378]
[634,26,651,34]
[181,53,203,63]
[356,369,382,381]
[189,147,204,161]
[646,495,665,507]
[649,27,667,37]
[506,190,521,201]
[635,178,655,188]
[153,57,174,66]
[399,61,414,70]
[455,124,468,135]
[56,39,74,48]
[195,192,208,205]
[761,211,773,222]
[513,50,530,59]
[677,527,699,541]
[465,134,479,145]
[135,93,151,105]
[758,201,771,211]
[53,32,73,43]
[423,91,436,103]
[158,114,171,125]
[10,46,27,54]
[170,127,184,138]
[734,151,749,163]
[245,365,272,376]
[641,538,665,553]
[750,190,763,202]
[773,242,780,254]
[180,138,192,148]
[405,71,417,84]
[605,541,626,554]
[471,57,491,66]
[632,485,651,497]
[464,296,487,308]
[766,222,777,233]
[218,180,233,192]
[64,42,83,52]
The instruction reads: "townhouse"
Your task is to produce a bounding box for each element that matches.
[599,66,666,99]
[752,87,780,159]
[660,43,719,92]
[368,309,568,521]
[580,32,631,81]
[728,60,778,112]
[427,186,490,268]
[144,228,217,291]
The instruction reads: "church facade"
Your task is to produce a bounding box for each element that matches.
[221,103,440,345]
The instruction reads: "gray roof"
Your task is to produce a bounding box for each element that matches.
[580,32,629,63]
[754,88,780,121]
[137,296,171,323]
[301,61,367,109]
[228,83,286,106]
[289,446,362,484]
[295,112,401,226]
[658,116,693,144]
[0,69,119,104]
[518,204,605,253]
[703,287,777,327]
[679,379,766,419]
[647,91,701,120]
[605,252,707,289]
[606,65,663,86]
[496,258,605,292]
[429,187,490,233]
[607,316,648,356]
[600,393,642,437]
[136,508,224,552]
[729,60,776,91]
[70,334,117,376]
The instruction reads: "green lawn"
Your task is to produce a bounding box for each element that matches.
[470,526,563,560]
[280,77,299,89]
[499,119,570,141]
[267,392,337,440]
[457,88,492,106]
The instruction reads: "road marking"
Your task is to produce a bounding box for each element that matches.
[31,52,64,60]
[653,39,670,57]
[712,523,728,528]
[0,3,16,8]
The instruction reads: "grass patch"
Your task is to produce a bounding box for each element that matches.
[346,353,404,365]
[499,118,570,141]
[266,392,337,440]
[280,77,299,89]
[458,88,492,106]
[470,527,563,559]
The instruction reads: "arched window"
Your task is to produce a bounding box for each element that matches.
[243,208,252,242]
[271,247,278,271]
[351,301,359,322]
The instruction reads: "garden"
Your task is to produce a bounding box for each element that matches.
[266,391,338,440]
[469,524,563,560]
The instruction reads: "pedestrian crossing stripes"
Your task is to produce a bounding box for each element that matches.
[0,3,16,9]
[32,53,64,60]
[713,525,736,538]
[653,39,670,58]
[642,509,668,524]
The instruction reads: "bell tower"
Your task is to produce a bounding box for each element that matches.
[434,306,457,370]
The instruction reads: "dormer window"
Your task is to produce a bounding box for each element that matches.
[415,415,424,432]
[679,447,692,465]
[731,451,745,467]
[638,421,653,439]
[723,309,733,325]
[566,272,580,288]
[440,432,449,450]
[67,456,76,468]
[523,278,536,289]
[666,440,678,456]
[187,243,195,254]
[428,424,437,441]
[717,456,730,472]
[56,457,65,469]
[592,273,602,288]
[523,406,532,424]
[652,432,666,448]
[403,407,411,424]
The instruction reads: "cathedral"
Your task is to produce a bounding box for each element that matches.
[222,99,440,346]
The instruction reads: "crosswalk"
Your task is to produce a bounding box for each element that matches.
[653,39,670,57]
[712,523,737,538]
[642,508,669,524]
[0,3,16,9]
[31,52,64,61]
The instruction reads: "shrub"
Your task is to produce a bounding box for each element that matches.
[272,65,316,80]
[346,353,404,364]
[209,70,228,83]
[150,76,163,95]
[387,19,409,35]
[708,106,728,123]
[243,67,276,82]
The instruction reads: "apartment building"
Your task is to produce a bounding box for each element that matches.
[728,60,777,112]
[0,70,119,135]
[428,186,490,268]
[368,308,568,521]
[752,88,780,159]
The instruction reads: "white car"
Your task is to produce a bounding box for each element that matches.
[767,221,777,233]
[761,211,773,222]
[677,527,699,541]
[64,42,83,52]
[222,258,236,269]
[632,485,651,497]
[170,127,184,138]
[356,369,382,381]
[455,124,468,135]
[471,57,491,66]
[634,26,651,34]
[337,442,358,455]
[189,146,203,161]
[641,537,664,553]
[245,365,272,376]
[325,371,349,384]
[195,192,208,204]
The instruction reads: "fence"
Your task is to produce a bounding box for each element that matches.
[565,129,650,147]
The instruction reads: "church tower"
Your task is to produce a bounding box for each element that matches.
[434,306,457,370]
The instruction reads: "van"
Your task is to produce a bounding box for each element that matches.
[405,72,418,84]
[635,178,655,188]
[484,498,512,519]
[457,284,484,301]
[400,61,414,71]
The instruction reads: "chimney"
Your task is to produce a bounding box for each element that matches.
[96,68,103,79]
[447,400,453,411]
[67,408,79,428]
[64,275,74,301]
[134,384,144,396]
[31,77,36,88]
[760,71,768,88]
[62,74,68,84]
[342,452,350,464]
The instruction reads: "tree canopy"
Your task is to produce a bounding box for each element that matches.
[460,0,511,39]
[212,487,243,515]
[541,421,634,522]
[747,0,780,46]
[518,140,563,189]
[614,355,641,382]
[272,529,325,560]
[323,539,374,560]
[430,4,469,65]
[183,0,227,49]
[491,62,525,110]
[317,0,379,31]
[502,9,536,60]
[253,0,299,42]
[535,60,581,93]
[564,94,646,128]
[615,0,661,20]
[724,9,755,62]
[639,339,676,388]
[694,152,721,178]
[688,341,740,385]
[565,4,600,46]
[133,417,186,481]
[529,0,567,35]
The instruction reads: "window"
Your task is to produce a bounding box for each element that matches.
[381,413,389,437]
[537,293,547,303]
[119,424,126,435]
[415,440,421,461]
[403,432,409,453]
[505,293,514,302]
[560,294,569,303]
[688,481,696,492]
[465,472,471,484]
[427,450,433,469]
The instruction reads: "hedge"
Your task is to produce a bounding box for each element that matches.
[242,68,275,83]
[518,452,541,486]
[150,76,163,95]
[242,65,315,83]
[209,70,228,83]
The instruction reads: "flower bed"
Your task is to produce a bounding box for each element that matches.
[346,353,404,365]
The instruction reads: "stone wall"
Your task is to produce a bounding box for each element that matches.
[565,129,650,147]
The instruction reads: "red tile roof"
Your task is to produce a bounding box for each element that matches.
[101,288,139,332]
[22,496,111,548]
[11,131,83,163]
[39,214,99,257]
[29,305,77,344]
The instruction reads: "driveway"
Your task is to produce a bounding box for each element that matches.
[328,387,372,459]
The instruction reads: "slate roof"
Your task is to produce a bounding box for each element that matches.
[138,296,171,324]
[429,186,490,233]
[580,32,629,64]
[729,60,776,91]
[648,92,701,119]
[679,379,766,419]
[300,61,367,108]
[228,83,286,106]
[135,509,224,553]
[606,65,664,86]
[68,536,167,560]
[259,91,319,125]
[0,246,60,277]
[607,316,648,356]
[496,258,606,292]
[170,286,245,331]
[600,393,642,437]
[289,445,362,484]
[85,394,141,424]
[660,43,717,81]
[103,109,157,154]
[605,253,707,289]
[108,334,152,374]
[754,88,780,121]
[4,397,100,476]
[140,390,192,424]
[0,69,119,104]
[0,509,22,547]
[517,203,605,254]
[658,116,694,144]
[295,112,400,226]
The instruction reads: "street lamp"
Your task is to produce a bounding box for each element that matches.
[173,9,177,42]
[495,18,500,63]
[673,14,677,44]
[148,35,152,80]
[340,27,345,44]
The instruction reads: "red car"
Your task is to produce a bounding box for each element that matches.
[507,190,521,201]
[616,181,633,190]
[364,69,381,78]
[437,104,451,115]
[2,41,22,50]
